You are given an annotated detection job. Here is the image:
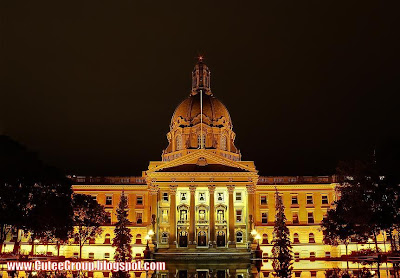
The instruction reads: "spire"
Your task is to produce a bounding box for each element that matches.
[191,56,212,95]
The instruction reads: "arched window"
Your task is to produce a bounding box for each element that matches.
[104,233,111,244]
[197,134,205,148]
[161,232,168,244]
[293,233,300,244]
[309,233,315,243]
[176,135,182,151]
[262,234,268,244]
[220,135,227,151]
[236,231,243,243]
[136,234,142,244]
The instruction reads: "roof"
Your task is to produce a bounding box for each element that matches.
[157,164,249,172]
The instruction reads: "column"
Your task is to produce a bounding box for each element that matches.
[208,185,216,245]
[189,184,197,246]
[169,184,178,245]
[149,183,159,231]
[227,184,236,247]
[247,184,255,243]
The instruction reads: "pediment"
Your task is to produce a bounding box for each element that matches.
[147,149,256,174]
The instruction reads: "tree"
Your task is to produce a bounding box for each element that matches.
[71,194,108,259]
[0,135,73,254]
[272,189,293,278]
[112,192,132,278]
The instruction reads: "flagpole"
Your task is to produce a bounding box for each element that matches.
[200,89,203,149]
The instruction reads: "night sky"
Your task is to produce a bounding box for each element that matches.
[1,1,399,176]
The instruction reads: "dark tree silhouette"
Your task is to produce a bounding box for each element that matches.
[71,194,108,259]
[112,192,132,278]
[0,135,73,254]
[272,189,293,278]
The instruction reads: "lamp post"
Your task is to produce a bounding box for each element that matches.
[255,234,261,247]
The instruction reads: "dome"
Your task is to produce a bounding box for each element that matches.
[170,93,232,128]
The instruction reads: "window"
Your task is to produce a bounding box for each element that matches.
[310,252,316,261]
[162,209,169,223]
[89,252,94,259]
[262,234,268,244]
[325,252,331,258]
[162,192,169,202]
[89,237,95,244]
[104,253,110,259]
[199,192,206,202]
[308,212,314,224]
[73,252,79,259]
[176,135,182,150]
[106,195,112,205]
[197,134,205,148]
[310,271,317,278]
[161,232,168,244]
[136,196,143,205]
[180,210,188,221]
[217,193,224,201]
[105,212,111,224]
[181,192,187,201]
[260,195,267,205]
[199,209,206,221]
[295,272,302,278]
[136,234,142,244]
[291,195,298,205]
[236,210,242,222]
[309,233,315,243]
[294,252,300,262]
[136,212,143,224]
[236,231,243,243]
[261,212,268,224]
[217,210,225,221]
[235,192,242,201]
[322,194,329,204]
[220,135,227,150]
[104,234,111,244]
[292,212,299,224]
[306,194,313,205]
[293,233,300,244]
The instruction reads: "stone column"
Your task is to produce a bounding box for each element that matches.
[227,184,236,247]
[169,185,178,245]
[247,184,256,244]
[149,183,159,230]
[208,185,216,245]
[189,184,197,247]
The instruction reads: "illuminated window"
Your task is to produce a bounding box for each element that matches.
[162,209,169,223]
[322,194,329,204]
[262,234,268,244]
[217,193,224,201]
[292,212,299,224]
[235,192,242,201]
[217,210,225,221]
[181,192,187,201]
[294,252,300,262]
[104,253,110,259]
[89,253,94,259]
[176,135,182,150]
[199,210,206,221]
[163,192,169,202]
[291,195,298,205]
[236,210,242,222]
[260,195,267,205]
[309,233,315,243]
[197,134,205,148]
[293,233,300,244]
[310,252,316,261]
[308,212,314,224]
[180,210,188,221]
[306,194,313,205]
[136,196,143,205]
[261,212,268,224]
[161,232,168,244]
[199,192,206,202]
[106,195,112,206]
[325,252,331,258]
[220,135,227,150]
[236,231,243,243]
[136,234,142,244]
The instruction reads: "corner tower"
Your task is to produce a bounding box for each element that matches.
[163,58,241,162]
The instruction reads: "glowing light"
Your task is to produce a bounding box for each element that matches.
[145,235,151,241]
[148,229,154,236]
[255,234,261,241]
[251,229,258,236]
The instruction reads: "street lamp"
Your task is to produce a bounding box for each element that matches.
[255,234,261,246]
[145,235,151,247]
[148,229,154,237]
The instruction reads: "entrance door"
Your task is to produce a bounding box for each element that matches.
[216,231,225,247]
[179,231,188,247]
[198,231,207,246]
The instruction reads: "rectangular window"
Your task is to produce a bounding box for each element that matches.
[295,272,301,278]
[261,212,268,224]
[89,253,94,259]
[236,210,242,222]
[306,194,313,205]
[325,252,331,258]
[292,212,299,224]
[104,253,110,259]
[322,194,329,204]
[291,195,298,205]
[162,192,169,202]
[73,252,79,259]
[308,212,314,224]
[310,271,317,277]
[260,195,267,205]
[106,195,112,205]
[162,209,169,223]
[136,196,143,205]
[235,192,242,201]
[199,192,206,202]
[310,252,316,261]
[217,193,224,201]
[294,252,300,262]
[136,212,143,224]
[105,212,111,224]
[181,192,187,201]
